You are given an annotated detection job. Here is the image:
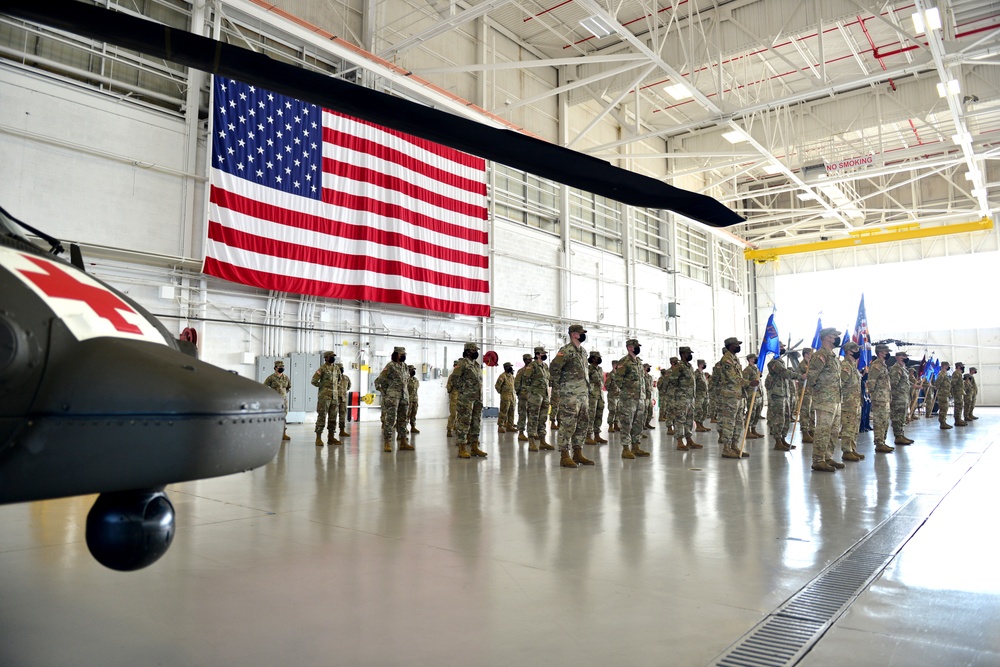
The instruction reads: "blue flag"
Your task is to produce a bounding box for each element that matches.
[852,295,871,371]
[757,313,780,373]
[811,317,823,349]
[838,328,850,357]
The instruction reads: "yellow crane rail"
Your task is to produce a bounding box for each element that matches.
[744,217,994,263]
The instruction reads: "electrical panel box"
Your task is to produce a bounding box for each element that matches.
[289,352,323,412]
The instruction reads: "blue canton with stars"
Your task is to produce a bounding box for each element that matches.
[212,77,322,199]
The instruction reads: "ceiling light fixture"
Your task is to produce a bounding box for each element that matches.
[663,83,692,100]
[936,79,960,97]
[579,15,614,39]
[912,7,942,35]
[762,164,784,175]
[722,129,747,143]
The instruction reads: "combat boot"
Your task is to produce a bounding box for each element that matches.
[551,421,559,430]
[893,435,911,445]
[940,422,953,430]
[410,425,420,434]
[498,425,506,433]
[621,445,635,460]
[740,449,750,458]
[874,443,895,453]
[826,459,846,469]
[956,419,968,427]
[540,434,554,450]
[748,429,763,439]
[721,448,741,459]
[282,430,291,441]
[695,421,711,432]
[675,438,689,451]
[632,444,650,457]
[594,433,608,444]
[585,435,597,445]
[801,433,814,443]
[572,448,594,466]
[315,433,324,447]
[383,437,392,453]
[686,435,703,449]
[518,430,528,442]
[528,438,539,452]
[811,461,836,472]
[457,443,471,459]
[398,435,415,451]
[854,450,866,460]
[559,450,577,468]
[470,442,488,457]
[784,438,797,450]
[338,428,350,437]
[773,442,791,451]
[710,417,718,423]
[328,434,342,446]
[842,451,863,462]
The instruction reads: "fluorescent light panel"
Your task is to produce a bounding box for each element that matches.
[722,129,747,143]
[762,164,784,175]
[937,79,960,97]
[663,83,692,100]
[580,15,614,38]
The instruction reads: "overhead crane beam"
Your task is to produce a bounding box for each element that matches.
[744,218,995,263]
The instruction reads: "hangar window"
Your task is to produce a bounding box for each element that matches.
[490,164,559,234]
[569,189,622,253]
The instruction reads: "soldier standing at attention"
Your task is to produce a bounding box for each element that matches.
[446,359,460,437]
[549,370,561,433]
[694,359,711,432]
[709,359,723,425]
[807,328,844,472]
[585,350,607,445]
[334,363,351,438]
[889,351,913,445]
[839,341,864,462]
[515,353,532,441]
[548,324,594,468]
[766,346,803,451]
[376,347,411,452]
[666,346,702,451]
[743,352,764,439]
[643,364,656,431]
[606,359,621,432]
[407,365,420,434]
[264,359,292,441]
[717,338,756,459]
[657,367,671,423]
[868,344,894,452]
[798,348,815,443]
[952,362,967,427]
[613,339,650,460]
[495,362,516,433]
[312,351,343,447]
[451,342,485,458]
[933,361,953,429]
[966,367,979,420]
[523,347,553,452]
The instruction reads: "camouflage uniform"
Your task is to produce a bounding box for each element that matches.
[375,347,410,449]
[522,347,551,449]
[407,365,420,432]
[933,365,952,428]
[888,354,911,442]
[446,360,460,436]
[657,368,671,421]
[606,363,621,431]
[951,363,966,426]
[514,354,532,437]
[587,354,606,441]
[613,339,649,458]
[765,357,800,447]
[311,353,343,445]
[453,342,485,457]
[693,362,710,428]
[965,369,978,420]
[333,365,351,435]
[643,368,655,427]
[716,340,751,458]
[495,365,516,431]
[839,349,863,458]
[798,350,815,441]
[548,324,592,466]
[264,360,291,441]
[743,356,763,436]
[806,338,842,469]
[708,360,723,422]
[665,348,699,449]
[868,348,892,450]
[549,381,560,429]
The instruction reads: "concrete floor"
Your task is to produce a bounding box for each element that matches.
[1,409,997,666]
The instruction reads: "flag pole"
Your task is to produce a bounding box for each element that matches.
[789,377,809,445]
[737,387,758,457]
[908,378,923,420]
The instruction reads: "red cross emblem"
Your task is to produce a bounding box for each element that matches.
[16,255,143,335]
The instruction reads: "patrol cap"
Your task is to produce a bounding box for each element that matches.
[724,337,742,346]
[669,357,678,364]
[503,361,513,369]
[679,346,692,355]
[453,359,460,366]
[970,367,977,372]
[322,350,334,358]
[954,361,964,369]
[660,368,668,374]
[802,347,814,354]
[842,341,860,353]
[274,360,285,368]
[464,342,479,352]
[643,363,651,370]
[589,350,601,358]
[393,346,406,356]
[875,344,890,354]
[522,353,532,362]
[746,352,758,360]
[407,364,416,371]
[819,327,839,338]
[568,324,587,334]
[534,346,547,355]
[894,350,908,358]
[626,338,640,347]
[696,359,706,365]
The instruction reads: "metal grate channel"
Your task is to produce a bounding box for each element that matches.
[716,617,822,667]
[776,551,890,623]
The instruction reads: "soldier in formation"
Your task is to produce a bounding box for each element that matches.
[867,344,894,452]
[888,351,913,445]
[965,367,979,421]
[407,365,420,434]
[934,361,952,430]
[952,362,967,427]
[657,367,671,423]
[446,359,460,437]
[452,342,486,459]
[334,363,350,438]
[806,328,845,472]
[374,347,411,452]
[643,364,656,431]
[495,362,516,433]
[708,359,723,424]
[743,352,764,439]
[765,346,803,451]
[548,324,594,468]
[264,359,292,441]
[586,350,607,445]
[665,345,702,451]
[797,348,815,444]
[613,338,650,460]
[523,346,553,452]
[839,341,864,462]
[606,359,621,432]
[514,354,532,441]
[716,337,756,459]
[693,359,711,433]
[312,351,343,447]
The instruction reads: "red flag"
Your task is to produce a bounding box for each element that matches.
[205,76,489,317]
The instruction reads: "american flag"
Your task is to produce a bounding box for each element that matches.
[205,76,490,317]
[852,294,871,370]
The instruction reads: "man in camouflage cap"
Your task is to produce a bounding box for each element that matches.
[446,359,460,437]
[716,337,757,459]
[868,343,894,451]
[495,361,516,433]
[643,363,656,431]
[889,351,913,444]
[743,352,763,439]
[514,353,533,441]
[965,367,979,420]
[549,324,594,467]
[375,346,411,452]
[798,347,815,443]
[264,359,292,441]
[952,361,967,427]
[332,362,351,438]
[807,328,844,472]
[765,344,804,451]
[585,349,607,445]
[311,351,343,447]
[407,364,421,434]
[453,342,486,458]
[693,359,711,432]
[522,346,552,452]
[839,341,864,461]
[664,346,702,450]
[606,359,622,432]
[612,338,650,460]
[657,367,671,423]
[933,361,952,429]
